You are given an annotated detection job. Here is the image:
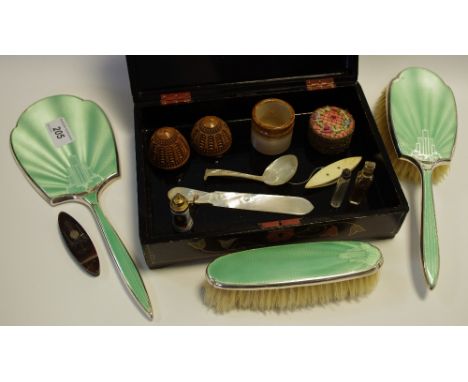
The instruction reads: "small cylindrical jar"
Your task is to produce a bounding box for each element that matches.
[251,98,295,155]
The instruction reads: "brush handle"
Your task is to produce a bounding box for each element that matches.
[82,192,153,319]
[421,168,440,289]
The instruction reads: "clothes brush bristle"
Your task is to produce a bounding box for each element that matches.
[202,273,379,313]
[374,91,449,185]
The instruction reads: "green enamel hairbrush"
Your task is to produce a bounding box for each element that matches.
[388,68,457,289]
[203,241,383,312]
[10,95,152,319]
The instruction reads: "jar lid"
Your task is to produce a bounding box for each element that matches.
[309,106,355,139]
[252,98,295,138]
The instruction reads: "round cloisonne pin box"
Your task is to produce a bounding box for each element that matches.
[308,106,355,155]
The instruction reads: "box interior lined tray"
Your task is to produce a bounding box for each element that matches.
[134,84,403,244]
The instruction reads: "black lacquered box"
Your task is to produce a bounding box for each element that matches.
[126,56,409,268]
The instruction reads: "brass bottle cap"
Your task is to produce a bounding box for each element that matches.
[170,193,189,212]
[252,98,295,138]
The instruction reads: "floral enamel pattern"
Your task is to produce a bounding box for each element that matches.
[308,106,355,154]
[310,106,355,139]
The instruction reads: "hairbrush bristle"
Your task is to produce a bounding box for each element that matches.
[202,272,379,313]
[374,91,449,184]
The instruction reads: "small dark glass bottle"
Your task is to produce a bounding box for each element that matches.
[349,161,376,205]
[330,168,352,208]
[170,193,193,232]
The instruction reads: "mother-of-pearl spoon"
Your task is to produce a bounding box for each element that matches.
[204,154,298,186]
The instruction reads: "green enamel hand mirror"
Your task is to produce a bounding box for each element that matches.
[388,68,457,289]
[10,95,152,318]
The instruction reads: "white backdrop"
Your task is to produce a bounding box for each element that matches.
[1,55,467,325]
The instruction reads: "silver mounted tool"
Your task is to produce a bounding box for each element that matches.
[167,187,314,216]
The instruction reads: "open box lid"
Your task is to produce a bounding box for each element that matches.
[126,56,358,105]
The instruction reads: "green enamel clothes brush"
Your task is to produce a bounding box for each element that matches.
[387,68,457,289]
[203,241,383,312]
[10,95,153,319]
